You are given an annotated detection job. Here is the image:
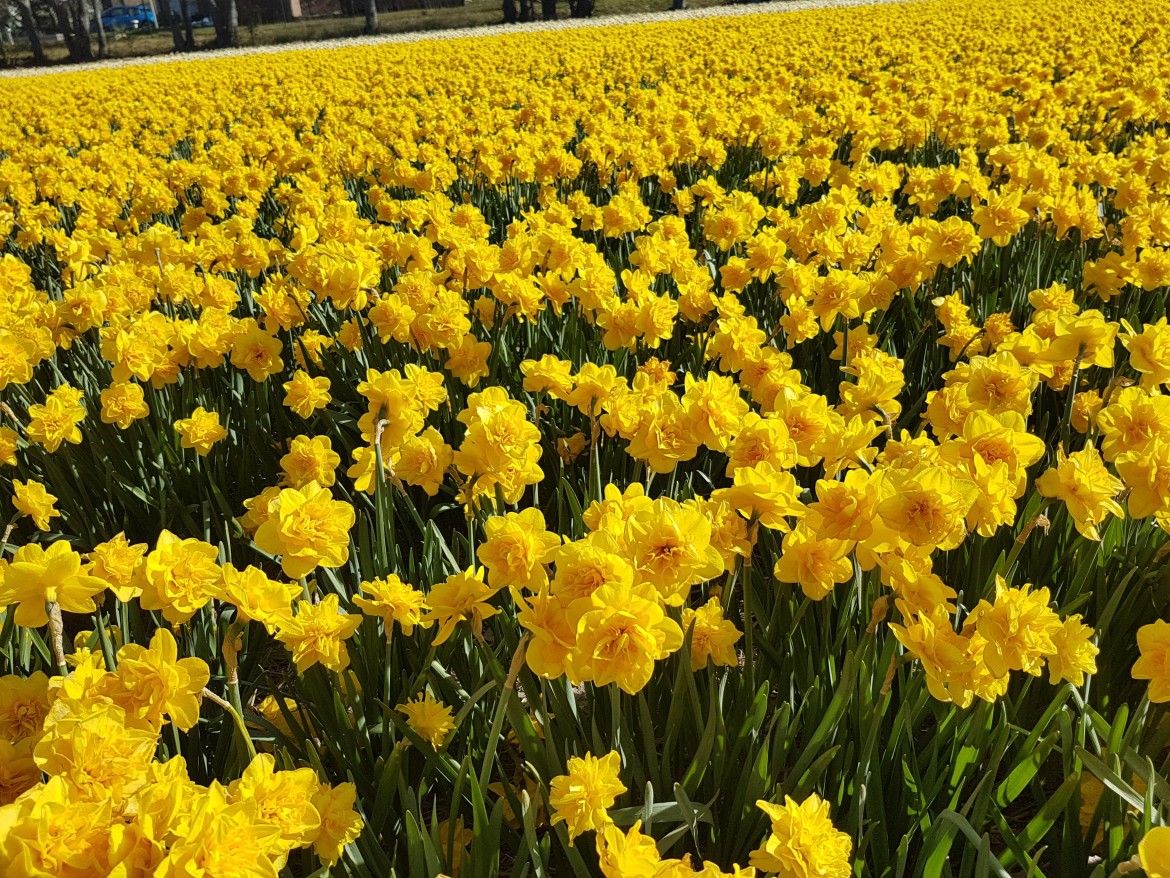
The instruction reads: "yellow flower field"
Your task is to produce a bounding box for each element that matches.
[1,0,1170,874]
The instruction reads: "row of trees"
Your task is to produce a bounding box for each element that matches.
[502,0,594,21]
[2,0,690,65]
[8,0,108,63]
[500,0,684,23]
[161,0,239,53]
[347,0,689,46]
[2,0,237,63]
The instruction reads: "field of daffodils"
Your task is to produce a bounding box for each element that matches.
[2,0,1170,875]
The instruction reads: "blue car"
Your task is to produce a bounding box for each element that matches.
[100,4,158,30]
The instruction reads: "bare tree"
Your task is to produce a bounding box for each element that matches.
[174,0,194,49]
[60,0,94,60]
[47,0,74,57]
[14,0,46,64]
[91,0,107,58]
[213,0,235,46]
[363,0,376,34]
[169,0,185,49]
[20,0,88,62]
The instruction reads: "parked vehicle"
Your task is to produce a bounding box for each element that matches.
[100,5,158,30]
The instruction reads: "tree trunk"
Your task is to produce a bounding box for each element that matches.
[670,0,685,8]
[502,0,516,23]
[170,8,185,49]
[540,0,555,20]
[70,0,93,60]
[363,0,376,34]
[517,0,532,20]
[50,1,76,57]
[167,0,195,50]
[92,0,108,58]
[214,0,236,47]
[17,0,46,64]
[181,0,194,49]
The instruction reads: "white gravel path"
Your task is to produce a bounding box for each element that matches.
[2,0,915,78]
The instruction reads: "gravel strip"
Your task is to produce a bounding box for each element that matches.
[2,0,917,78]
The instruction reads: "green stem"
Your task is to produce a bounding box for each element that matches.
[478,633,530,791]
[1059,349,1086,452]
[95,606,118,671]
[1004,508,1049,578]
[203,686,258,761]
[743,547,756,693]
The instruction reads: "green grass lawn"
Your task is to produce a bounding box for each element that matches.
[2,0,734,68]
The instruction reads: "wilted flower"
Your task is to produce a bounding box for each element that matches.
[397,691,455,748]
